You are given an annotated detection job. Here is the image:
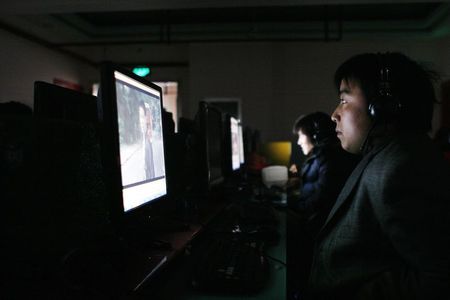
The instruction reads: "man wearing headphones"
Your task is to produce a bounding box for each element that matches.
[307,53,450,299]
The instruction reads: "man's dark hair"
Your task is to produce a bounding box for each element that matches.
[293,111,336,146]
[334,52,438,132]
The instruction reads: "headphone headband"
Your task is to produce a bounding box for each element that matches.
[368,53,401,119]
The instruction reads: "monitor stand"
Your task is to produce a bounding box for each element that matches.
[118,212,191,252]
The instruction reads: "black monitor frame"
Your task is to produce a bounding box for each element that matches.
[98,62,168,228]
[34,81,97,122]
[197,101,225,190]
[31,81,110,267]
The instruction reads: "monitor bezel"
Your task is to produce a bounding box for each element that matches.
[198,101,225,189]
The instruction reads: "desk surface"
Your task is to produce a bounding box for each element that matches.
[136,206,286,300]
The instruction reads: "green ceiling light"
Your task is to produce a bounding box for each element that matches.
[132,66,151,77]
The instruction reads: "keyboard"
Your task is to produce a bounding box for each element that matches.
[191,237,269,294]
[61,240,167,295]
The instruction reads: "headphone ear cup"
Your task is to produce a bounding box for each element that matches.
[368,100,378,119]
[368,95,399,120]
[312,120,320,143]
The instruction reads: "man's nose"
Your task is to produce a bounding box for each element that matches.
[331,109,339,123]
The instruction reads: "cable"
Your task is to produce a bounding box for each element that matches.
[264,254,286,266]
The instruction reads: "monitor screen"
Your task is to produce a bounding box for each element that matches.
[99,64,167,214]
[238,122,245,165]
[230,116,240,171]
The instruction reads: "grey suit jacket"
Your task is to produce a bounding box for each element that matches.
[308,132,450,299]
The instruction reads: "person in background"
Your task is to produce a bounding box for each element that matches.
[1,101,34,298]
[289,114,306,177]
[307,52,450,299]
[144,106,156,179]
[138,100,155,180]
[0,101,33,191]
[290,111,359,234]
[287,112,358,300]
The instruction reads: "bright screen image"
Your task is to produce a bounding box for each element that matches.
[114,71,167,212]
[230,117,240,171]
[238,123,244,164]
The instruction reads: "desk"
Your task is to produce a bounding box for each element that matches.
[135,205,287,300]
[12,197,286,299]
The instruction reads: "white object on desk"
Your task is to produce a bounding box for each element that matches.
[262,165,288,188]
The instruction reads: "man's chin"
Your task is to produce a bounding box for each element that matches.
[340,141,353,153]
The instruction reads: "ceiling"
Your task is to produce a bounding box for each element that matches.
[1,1,449,65]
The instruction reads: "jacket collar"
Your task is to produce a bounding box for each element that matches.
[316,136,391,238]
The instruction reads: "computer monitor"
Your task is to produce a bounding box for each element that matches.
[222,114,245,176]
[98,63,167,223]
[34,81,97,122]
[31,81,110,282]
[197,101,224,189]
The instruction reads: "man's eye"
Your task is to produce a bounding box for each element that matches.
[340,99,347,104]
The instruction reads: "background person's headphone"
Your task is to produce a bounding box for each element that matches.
[312,119,321,142]
[311,112,335,145]
[367,53,402,120]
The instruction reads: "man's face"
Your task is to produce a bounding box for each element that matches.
[331,79,373,154]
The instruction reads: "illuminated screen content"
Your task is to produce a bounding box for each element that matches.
[230,117,240,171]
[238,123,245,164]
[114,71,167,212]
